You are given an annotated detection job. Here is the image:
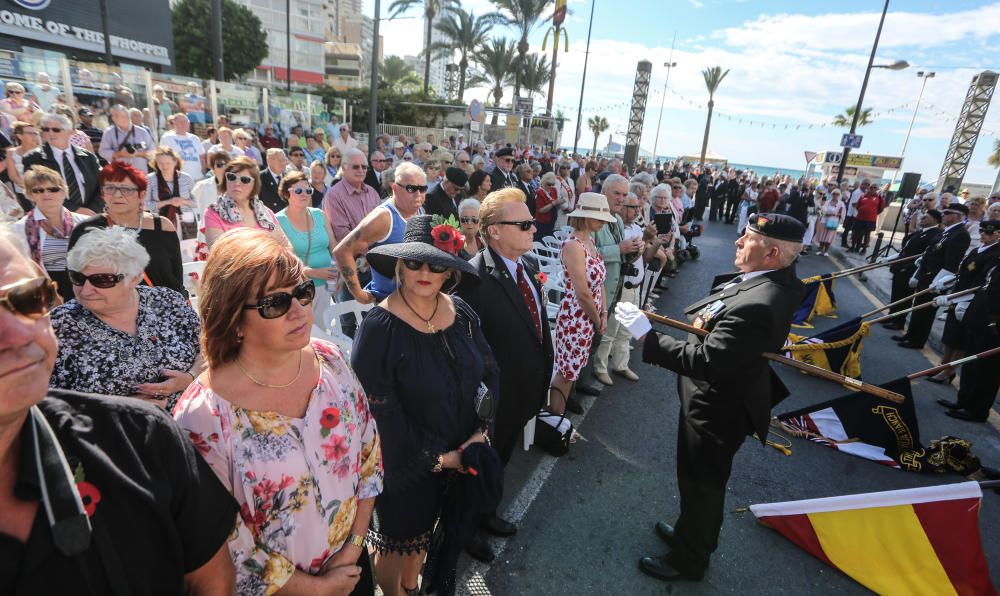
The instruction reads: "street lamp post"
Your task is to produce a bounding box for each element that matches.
[367,0,381,160]
[571,0,596,155]
[652,33,676,161]
[888,71,934,190]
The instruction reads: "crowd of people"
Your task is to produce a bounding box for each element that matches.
[2,96,999,594]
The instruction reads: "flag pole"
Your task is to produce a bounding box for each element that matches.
[641,310,905,402]
[907,346,1000,379]
[867,285,983,325]
[824,254,920,281]
[980,480,1000,490]
[861,286,937,318]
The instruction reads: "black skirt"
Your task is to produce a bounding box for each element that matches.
[941,309,967,349]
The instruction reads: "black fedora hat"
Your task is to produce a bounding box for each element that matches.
[366,215,479,280]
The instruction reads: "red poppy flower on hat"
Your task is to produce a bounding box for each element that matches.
[431,224,465,256]
[77,481,101,517]
[320,407,341,429]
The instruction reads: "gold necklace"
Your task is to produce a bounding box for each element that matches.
[236,350,303,388]
[399,289,440,332]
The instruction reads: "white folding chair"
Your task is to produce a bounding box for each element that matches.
[182,261,206,297]
[311,324,353,354]
[532,242,559,260]
[553,227,571,241]
[326,299,375,337]
[542,235,562,251]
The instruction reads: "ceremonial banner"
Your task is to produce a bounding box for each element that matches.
[750,482,996,596]
[791,274,837,327]
[785,317,868,379]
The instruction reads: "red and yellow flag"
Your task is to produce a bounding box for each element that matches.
[751,482,996,595]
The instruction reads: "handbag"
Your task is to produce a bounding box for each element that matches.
[824,216,839,230]
[535,409,572,456]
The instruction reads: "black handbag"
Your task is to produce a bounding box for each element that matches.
[535,409,572,457]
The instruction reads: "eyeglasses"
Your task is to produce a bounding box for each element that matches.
[624,204,640,210]
[40,127,63,133]
[0,276,61,319]
[403,156,413,161]
[458,159,470,164]
[402,259,449,274]
[350,164,369,171]
[225,172,254,185]
[68,270,125,288]
[103,185,139,196]
[374,158,391,163]
[501,158,514,163]
[401,184,428,194]
[243,280,315,319]
[29,186,62,195]
[289,187,313,195]
[496,219,535,231]
[460,216,479,224]
[9,90,24,94]
[213,160,228,168]
[329,154,341,159]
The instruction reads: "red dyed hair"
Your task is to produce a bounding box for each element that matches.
[98,161,148,194]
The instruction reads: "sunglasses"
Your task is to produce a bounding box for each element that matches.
[225,172,254,185]
[40,127,63,133]
[497,219,535,231]
[458,159,470,164]
[0,276,61,319]
[213,160,229,168]
[243,280,315,319]
[460,216,479,224]
[350,164,369,171]
[402,259,449,274]
[68,270,125,288]
[401,184,428,194]
[289,187,313,195]
[29,186,62,195]
[103,185,139,196]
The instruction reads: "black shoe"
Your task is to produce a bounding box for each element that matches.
[654,521,676,545]
[576,383,601,397]
[881,322,904,330]
[566,396,585,415]
[925,374,955,385]
[464,532,495,563]
[890,335,908,342]
[897,341,923,349]
[936,398,961,410]
[945,409,987,422]
[638,554,703,582]
[481,515,517,537]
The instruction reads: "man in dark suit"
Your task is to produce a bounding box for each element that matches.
[723,173,742,224]
[258,148,287,213]
[894,204,971,349]
[615,213,806,582]
[23,113,103,213]
[456,187,555,562]
[708,172,727,221]
[488,146,519,192]
[880,209,942,330]
[423,167,468,219]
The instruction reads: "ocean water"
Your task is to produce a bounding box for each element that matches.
[727,162,809,180]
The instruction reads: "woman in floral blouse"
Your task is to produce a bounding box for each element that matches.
[174,227,383,596]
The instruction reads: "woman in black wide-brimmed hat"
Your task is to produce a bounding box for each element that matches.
[351,214,499,596]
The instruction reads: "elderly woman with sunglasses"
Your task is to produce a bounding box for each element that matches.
[351,215,498,596]
[50,227,200,409]
[323,146,343,186]
[174,228,383,596]
[203,156,289,250]
[13,166,89,301]
[69,162,185,293]
[458,198,484,259]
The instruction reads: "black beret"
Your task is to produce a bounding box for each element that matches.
[494,147,514,157]
[445,166,468,186]
[943,203,969,216]
[980,219,1000,233]
[925,209,943,223]
[748,213,806,243]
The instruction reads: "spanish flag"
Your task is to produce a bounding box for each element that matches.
[751,482,997,595]
[791,274,838,327]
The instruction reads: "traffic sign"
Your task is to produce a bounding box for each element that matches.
[468,99,483,122]
[840,133,863,149]
[514,96,534,113]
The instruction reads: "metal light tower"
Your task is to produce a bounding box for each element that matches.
[887,71,934,189]
[652,34,676,161]
[623,60,652,170]
[935,70,997,193]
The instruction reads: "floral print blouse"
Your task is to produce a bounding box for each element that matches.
[173,339,383,595]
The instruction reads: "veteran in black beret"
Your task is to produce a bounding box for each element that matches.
[614,212,806,583]
[424,166,470,219]
[488,146,520,192]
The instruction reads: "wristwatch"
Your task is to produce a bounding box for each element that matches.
[345,533,366,548]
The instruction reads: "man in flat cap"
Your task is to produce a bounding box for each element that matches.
[488,147,519,192]
[423,166,469,219]
[614,213,806,583]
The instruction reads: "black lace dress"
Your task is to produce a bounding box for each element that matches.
[350,296,498,554]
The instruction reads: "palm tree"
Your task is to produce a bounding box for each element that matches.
[427,8,493,101]
[469,38,517,124]
[987,138,1000,168]
[832,106,874,128]
[490,0,552,102]
[520,53,551,101]
[379,56,422,93]
[588,115,608,156]
[388,0,459,94]
[699,66,730,167]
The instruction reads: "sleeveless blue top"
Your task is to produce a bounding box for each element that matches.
[365,199,406,300]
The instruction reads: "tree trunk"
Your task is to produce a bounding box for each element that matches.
[591,131,598,156]
[514,36,528,103]
[545,26,559,117]
[458,56,467,101]
[699,97,714,167]
[423,16,433,94]
[491,86,501,125]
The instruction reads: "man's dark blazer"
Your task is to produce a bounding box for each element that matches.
[488,165,516,192]
[423,185,459,220]
[22,143,102,213]
[916,223,971,281]
[642,265,805,442]
[456,247,554,463]
[364,167,383,196]
[258,168,285,213]
[891,226,940,275]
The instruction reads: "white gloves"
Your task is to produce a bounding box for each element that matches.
[908,273,919,289]
[930,270,957,293]
[614,302,652,340]
[877,257,890,265]
[933,295,951,308]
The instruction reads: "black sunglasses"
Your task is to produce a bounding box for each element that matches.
[213,160,228,168]
[0,276,61,318]
[289,187,313,195]
[350,164,369,171]
[401,184,428,194]
[243,280,315,319]
[225,172,254,185]
[29,186,62,195]
[402,259,449,274]
[40,127,64,133]
[497,219,535,231]
[68,270,125,288]
[460,216,479,224]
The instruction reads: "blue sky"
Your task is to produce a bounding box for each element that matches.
[369,0,1000,185]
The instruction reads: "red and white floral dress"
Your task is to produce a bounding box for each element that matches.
[555,235,606,381]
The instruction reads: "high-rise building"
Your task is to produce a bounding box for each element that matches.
[427,9,454,97]
[233,0,326,86]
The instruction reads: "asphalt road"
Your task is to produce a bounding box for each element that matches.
[454,221,1000,595]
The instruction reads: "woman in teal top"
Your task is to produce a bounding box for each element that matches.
[275,171,337,327]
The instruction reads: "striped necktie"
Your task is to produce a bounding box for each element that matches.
[61,151,83,208]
